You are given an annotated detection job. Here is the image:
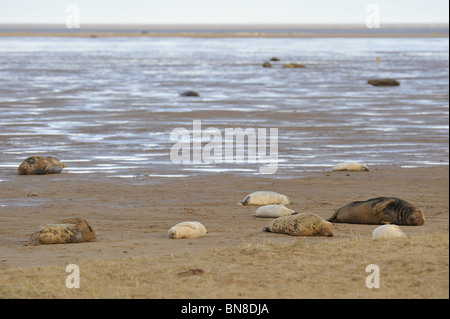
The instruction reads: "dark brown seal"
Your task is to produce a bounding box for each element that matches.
[180,91,200,97]
[18,156,67,175]
[327,197,425,226]
[367,79,400,86]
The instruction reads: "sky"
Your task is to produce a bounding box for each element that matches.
[0,0,448,25]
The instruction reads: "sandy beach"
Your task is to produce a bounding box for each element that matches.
[0,165,448,298]
[1,164,449,268]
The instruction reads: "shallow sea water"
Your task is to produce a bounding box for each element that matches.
[0,36,448,179]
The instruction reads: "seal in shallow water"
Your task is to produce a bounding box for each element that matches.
[368,78,400,86]
[18,156,68,175]
[283,63,306,68]
[26,217,96,246]
[263,213,334,237]
[327,197,425,226]
[180,91,200,97]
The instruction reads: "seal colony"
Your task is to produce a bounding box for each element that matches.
[327,197,425,226]
[14,155,425,246]
[18,156,67,175]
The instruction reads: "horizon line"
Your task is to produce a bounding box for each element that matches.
[0,22,448,27]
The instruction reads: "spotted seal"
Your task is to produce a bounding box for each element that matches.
[327,197,425,226]
[18,156,68,175]
[26,217,96,246]
[263,213,334,237]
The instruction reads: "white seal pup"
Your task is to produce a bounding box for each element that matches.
[238,191,292,206]
[255,204,297,218]
[332,162,369,172]
[372,224,407,240]
[168,221,207,239]
[263,213,334,237]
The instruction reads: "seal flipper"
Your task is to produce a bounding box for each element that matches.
[34,162,50,175]
[238,195,250,206]
[326,209,340,222]
[372,198,397,215]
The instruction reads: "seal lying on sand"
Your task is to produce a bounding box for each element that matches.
[332,162,369,172]
[255,204,297,218]
[26,217,96,246]
[168,221,207,239]
[263,213,334,237]
[18,156,67,175]
[238,191,292,206]
[327,197,425,226]
[372,224,407,240]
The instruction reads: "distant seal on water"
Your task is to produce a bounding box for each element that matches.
[263,213,334,237]
[238,191,292,206]
[168,221,207,239]
[332,162,369,172]
[262,62,272,67]
[368,78,400,86]
[180,91,200,97]
[18,156,68,175]
[283,63,306,68]
[327,197,425,226]
[26,217,96,246]
[372,224,407,240]
[255,204,297,218]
